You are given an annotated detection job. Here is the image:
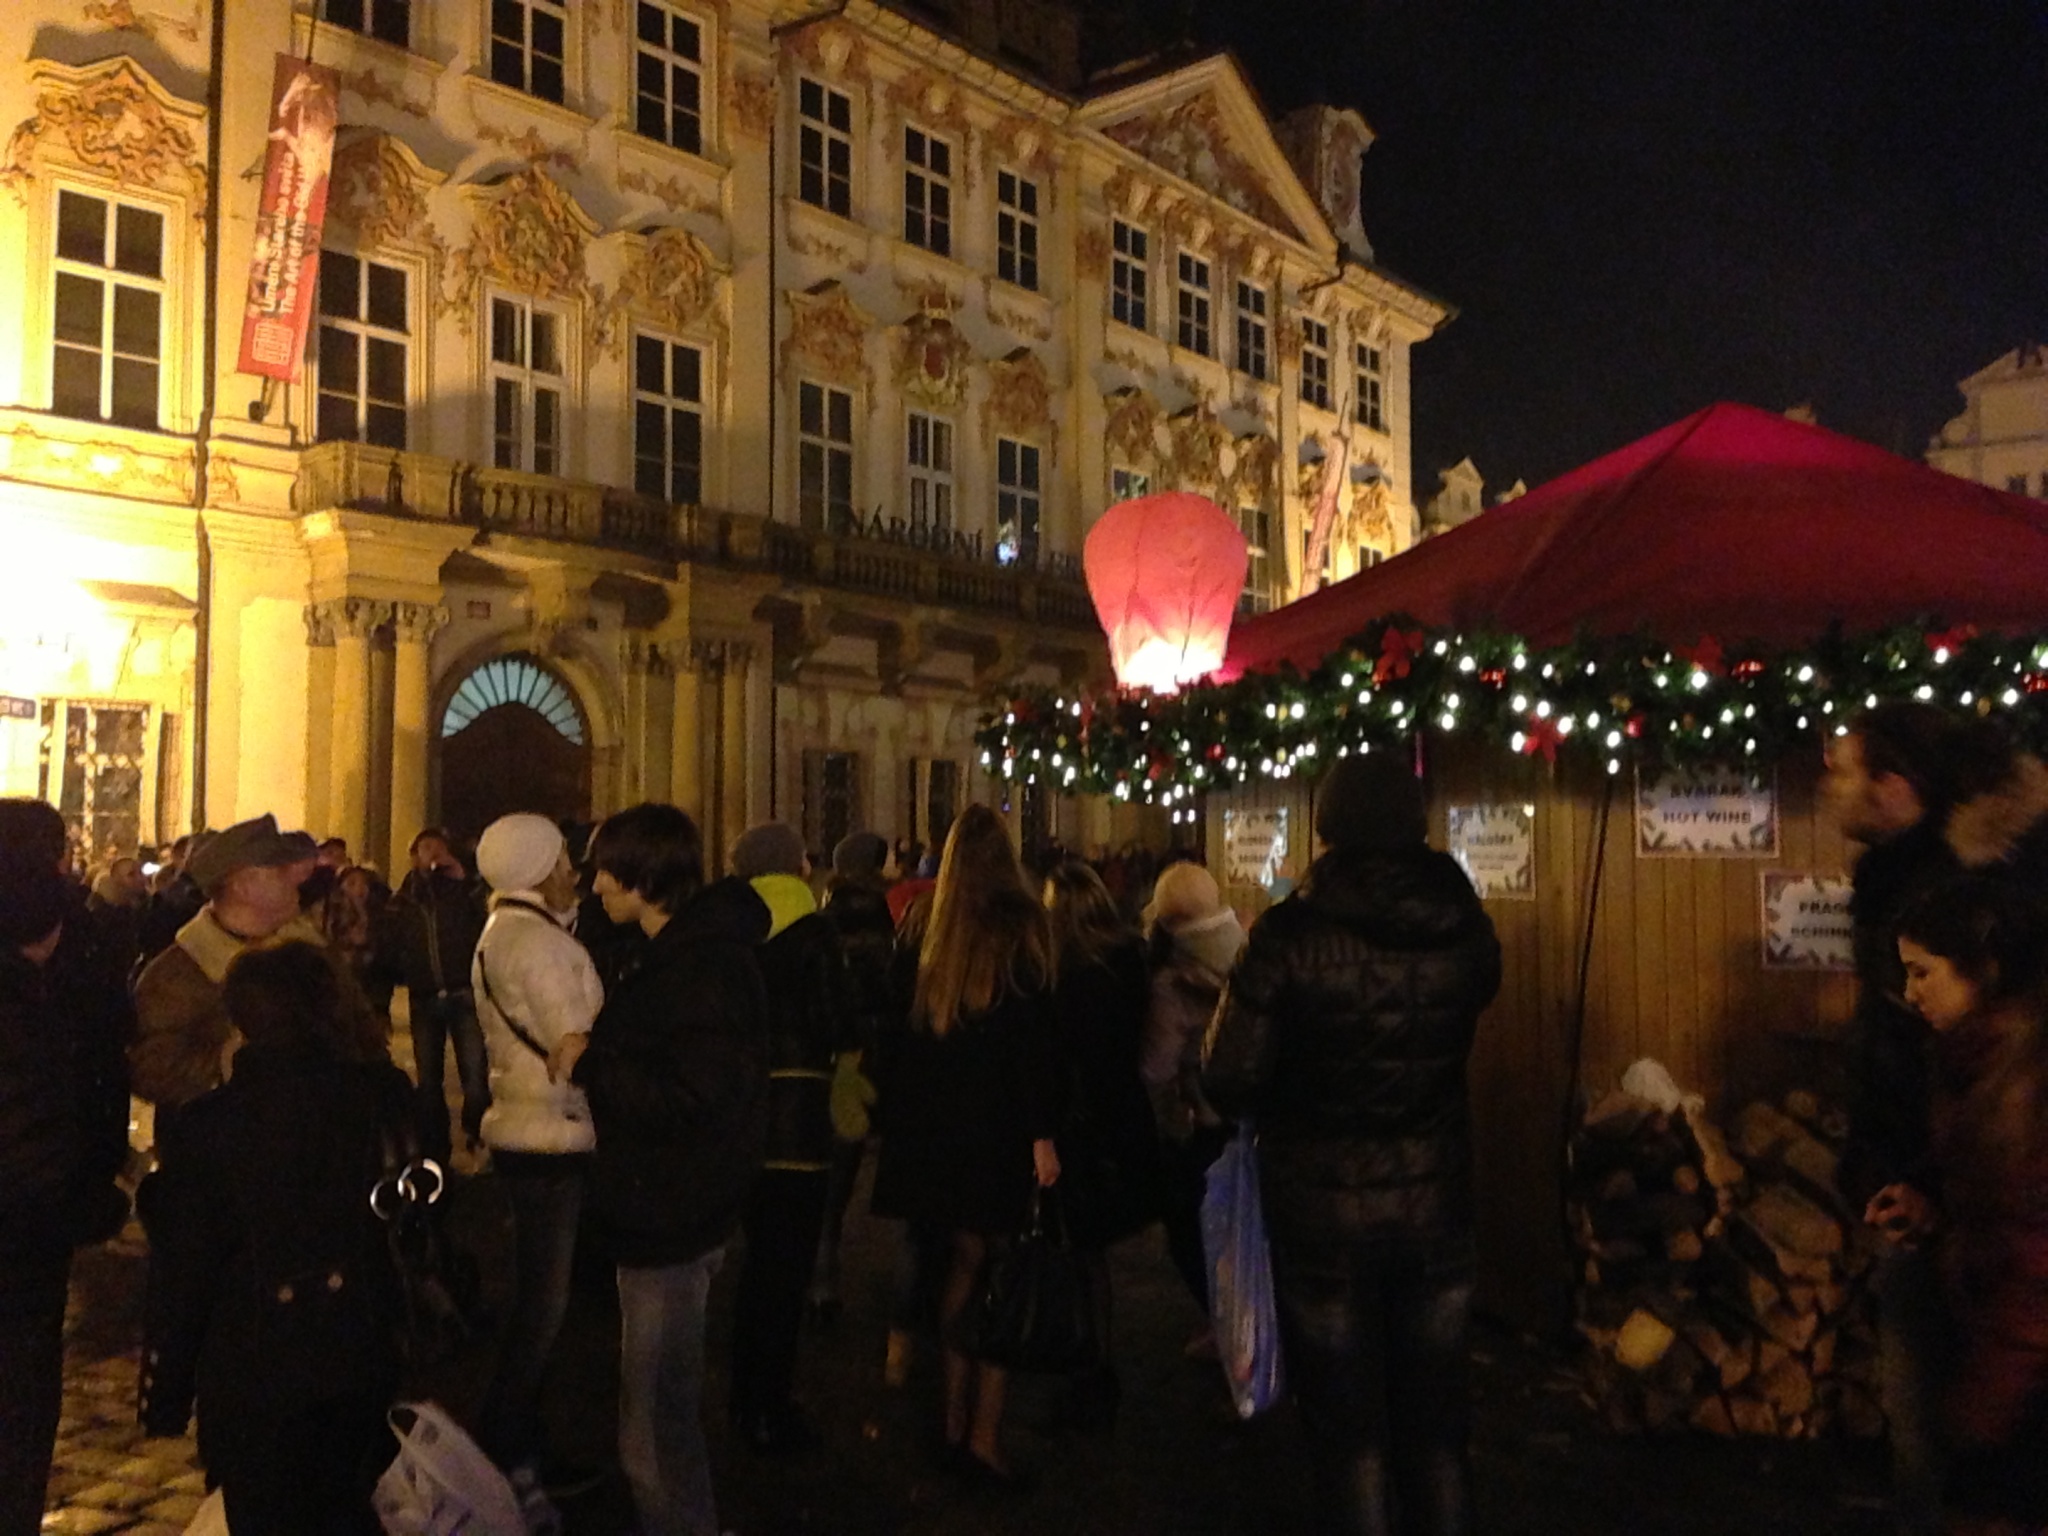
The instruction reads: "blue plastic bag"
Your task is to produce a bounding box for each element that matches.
[1200,1126,1286,1418]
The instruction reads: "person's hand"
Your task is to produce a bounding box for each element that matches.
[1032,1138,1061,1188]
[1864,1182,1937,1248]
[548,1031,589,1084]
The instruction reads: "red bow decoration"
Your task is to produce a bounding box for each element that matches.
[1624,713,1646,740]
[1374,627,1426,686]
[1731,658,1766,681]
[1925,624,1977,657]
[1519,716,1566,764]
[1675,636,1725,675]
[2026,674,2048,696]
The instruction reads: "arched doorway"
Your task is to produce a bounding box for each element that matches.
[436,652,591,842]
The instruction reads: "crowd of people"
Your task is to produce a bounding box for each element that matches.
[5,699,2048,1533]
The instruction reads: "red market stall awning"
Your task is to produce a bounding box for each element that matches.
[1219,402,2048,678]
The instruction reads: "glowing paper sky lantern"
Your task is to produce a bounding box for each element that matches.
[1083,491,1249,694]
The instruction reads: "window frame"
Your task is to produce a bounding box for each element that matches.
[905,409,956,534]
[313,249,413,450]
[1299,316,1331,411]
[996,437,1041,566]
[1175,250,1212,356]
[1111,219,1148,332]
[798,378,856,532]
[797,77,854,219]
[489,0,569,106]
[903,126,955,257]
[996,169,1039,291]
[632,0,706,156]
[631,329,705,506]
[1355,341,1385,432]
[1235,279,1268,381]
[50,186,168,430]
[1238,504,1273,613]
[319,0,411,47]
[486,292,569,476]
[1111,466,1150,503]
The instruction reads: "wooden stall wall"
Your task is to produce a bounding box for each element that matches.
[1207,739,1858,1335]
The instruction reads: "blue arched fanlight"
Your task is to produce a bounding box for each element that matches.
[440,654,587,745]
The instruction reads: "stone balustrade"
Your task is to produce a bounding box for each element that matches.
[293,441,1097,631]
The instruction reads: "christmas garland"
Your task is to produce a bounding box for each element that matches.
[974,617,2048,810]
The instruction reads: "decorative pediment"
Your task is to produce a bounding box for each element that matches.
[983,112,1061,192]
[787,18,870,85]
[328,131,445,255]
[1082,57,1337,252]
[603,225,726,353]
[446,168,601,327]
[1,57,207,215]
[893,311,974,410]
[985,347,1055,452]
[784,279,872,391]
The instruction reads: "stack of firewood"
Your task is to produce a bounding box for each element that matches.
[1568,1073,1884,1438]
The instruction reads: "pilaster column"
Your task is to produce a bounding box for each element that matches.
[302,605,337,838]
[719,643,751,867]
[670,645,706,820]
[389,602,449,873]
[320,597,391,857]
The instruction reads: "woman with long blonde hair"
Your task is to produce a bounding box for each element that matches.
[869,805,1060,1487]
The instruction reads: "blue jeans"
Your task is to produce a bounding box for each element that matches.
[1269,1223,1476,1536]
[409,991,489,1164]
[480,1155,586,1468]
[618,1249,725,1536]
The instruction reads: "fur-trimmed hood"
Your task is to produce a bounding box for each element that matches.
[1946,753,2048,870]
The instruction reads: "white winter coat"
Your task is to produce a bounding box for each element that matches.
[472,892,601,1155]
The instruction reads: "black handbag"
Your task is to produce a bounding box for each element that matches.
[961,1186,1098,1374]
[371,1113,485,1370]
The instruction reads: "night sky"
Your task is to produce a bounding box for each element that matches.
[1163,0,2048,498]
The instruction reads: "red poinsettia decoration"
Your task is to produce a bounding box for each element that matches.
[1925,624,1978,658]
[1518,715,1566,764]
[1374,627,1426,686]
[2026,674,2048,696]
[1675,636,1725,675]
[1731,658,1766,681]
[1624,713,1646,739]
[1478,667,1508,688]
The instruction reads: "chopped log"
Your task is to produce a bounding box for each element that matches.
[1666,1229,1704,1264]
[1597,1168,1640,1203]
[1783,1089,1822,1126]
[1727,1395,1778,1436]
[1758,1353,1816,1421]
[1616,1309,1678,1372]
[1683,1103,1746,1192]
[1691,1394,1737,1436]
[1671,1162,1702,1195]
[1745,1184,1844,1262]
[1810,1330,1837,1378]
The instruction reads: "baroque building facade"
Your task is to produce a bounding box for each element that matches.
[1927,343,2048,500]
[0,0,1446,873]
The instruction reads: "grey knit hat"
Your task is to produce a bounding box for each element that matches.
[731,821,808,880]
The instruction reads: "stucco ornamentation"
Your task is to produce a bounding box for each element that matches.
[1166,400,1231,494]
[392,602,451,646]
[894,312,975,411]
[1103,93,1292,233]
[328,133,445,256]
[1,59,207,213]
[83,0,200,42]
[603,226,724,352]
[783,280,873,391]
[1228,431,1280,507]
[788,228,868,272]
[1075,223,1111,282]
[984,113,1060,188]
[727,68,778,141]
[3,424,194,502]
[885,71,975,192]
[204,454,241,507]
[446,168,601,329]
[984,347,1056,455]
[338,68,431,120]
[787,20,869,84]
[477,122,579,172]
[1276,315,1307,365]
[1102,387,1162,478]
[619,165,715,214]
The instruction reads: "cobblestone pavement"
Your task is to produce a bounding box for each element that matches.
[48,1013,1900,1533]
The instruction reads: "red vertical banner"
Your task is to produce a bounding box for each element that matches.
[238,55,340,381]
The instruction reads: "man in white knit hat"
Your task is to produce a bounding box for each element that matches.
[471,812,603,1483]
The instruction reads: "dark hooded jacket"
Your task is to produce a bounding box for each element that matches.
[1202,844,1501,1241]
[823,877,899,1057]
[572,876,771,1267]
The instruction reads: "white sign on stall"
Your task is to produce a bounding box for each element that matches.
[1222,806,1290,889]
[1635,767,1779,857]
[1446,803,1535,900]
[0,696,38,799]
[1760,872,1856,971]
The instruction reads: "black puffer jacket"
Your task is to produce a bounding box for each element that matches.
[823,879,899,1057]
[573,877,771,1267]
[756,898,853,1171]
[1202,845,1501,1239]
[384,868,487,998]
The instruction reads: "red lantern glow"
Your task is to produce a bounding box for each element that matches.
[1083,492,1248,694]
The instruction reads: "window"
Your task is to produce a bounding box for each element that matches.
[799,380,854,531]
[1239,506,1272,613]
[52,190,164,428]
[906,412,954,532]
[442,654,586,743]
[1303,523,1330,584]
[996,438,1041,565]
[2009,474,2031,496]
[1111,220,1147,331]
[1355,343,1385,431]
[903,128,953,256]
[1175,252,1212,356]
[802,749,859,863]
[490,0,567,104]
[634,2,703,154]
[314,252,408,448]
[908,757,960,849]
[798,79,853,217]
[321,0,409,45]
[997,171,1039,290]
[1236,281,1268,381]
[488,296,564,475]
[1111,467,1149,502]
[1299,316,1330,410]
[42,701,151,868]
[633,334,702,504]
